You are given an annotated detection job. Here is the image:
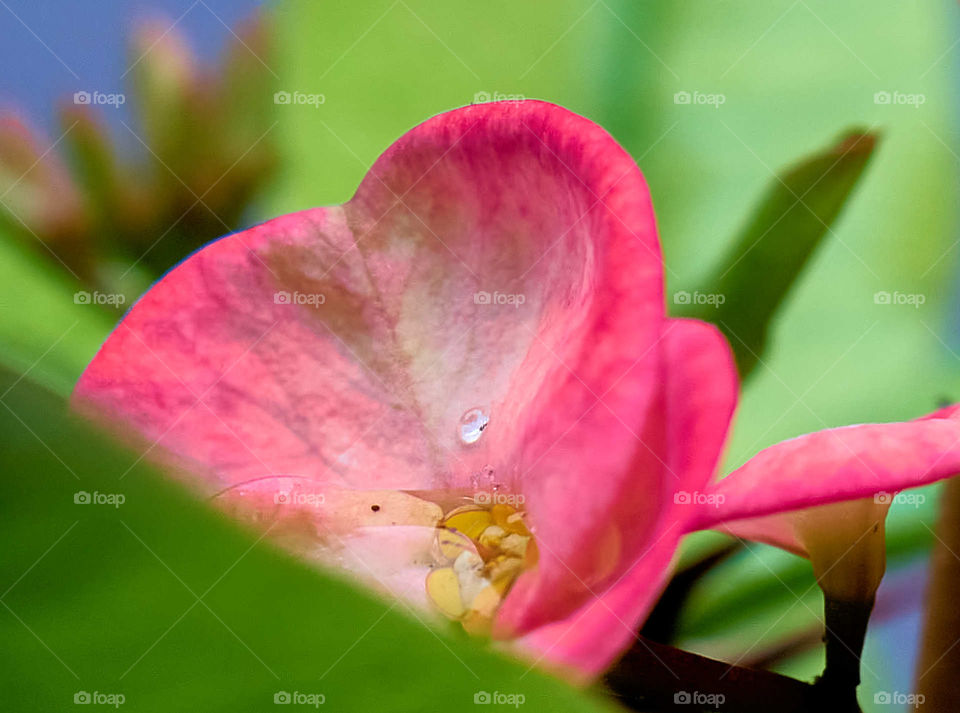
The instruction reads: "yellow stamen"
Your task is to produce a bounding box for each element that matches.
[425,567,465,618]
[491,504,531,536]
[478,525,505,549]
[425,500,535,633]
[444,508,494,540]
[461,585,502,636]
[436,528,476,561]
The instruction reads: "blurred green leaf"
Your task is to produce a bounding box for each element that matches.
[0,236,115,396]
[674,130,877,378]
[267,0,604,213]
[59,106,121,241]
[0,368,614,712]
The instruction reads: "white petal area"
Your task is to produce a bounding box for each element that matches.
[212,479,446,613]
[315,525,441,612]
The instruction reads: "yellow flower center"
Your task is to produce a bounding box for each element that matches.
[425,502,538,635]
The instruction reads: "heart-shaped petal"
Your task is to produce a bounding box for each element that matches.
[74,100,669,640]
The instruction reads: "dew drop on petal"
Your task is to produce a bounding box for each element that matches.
[459,408,489,445]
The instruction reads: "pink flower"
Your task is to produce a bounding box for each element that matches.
[74,101,960,677]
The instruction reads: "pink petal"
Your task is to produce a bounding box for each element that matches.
[711,513,804,555]
[499,319,738,658]
[690,410,960,533]
[75,207,442,491]
[75,101,661,494]
[661,319,739,499]
[516,526,681,678]
[75,101,672,643]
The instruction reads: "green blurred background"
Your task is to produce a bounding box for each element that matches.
[1,1,958,711]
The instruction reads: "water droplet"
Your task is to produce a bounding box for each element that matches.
[459,408,489,445]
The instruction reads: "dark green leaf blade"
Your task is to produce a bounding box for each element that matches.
[673,130,878,378]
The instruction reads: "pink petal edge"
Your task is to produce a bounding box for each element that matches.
[691,408,960,537]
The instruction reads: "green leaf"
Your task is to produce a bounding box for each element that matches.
[0,369,614,712]
[673,130,877,378]
[266,0,607,214]
[0,236,115,396]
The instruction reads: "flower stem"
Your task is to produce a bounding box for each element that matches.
[813,596,872,712]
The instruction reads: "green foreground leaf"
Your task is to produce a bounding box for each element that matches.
[0,369,613,713]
